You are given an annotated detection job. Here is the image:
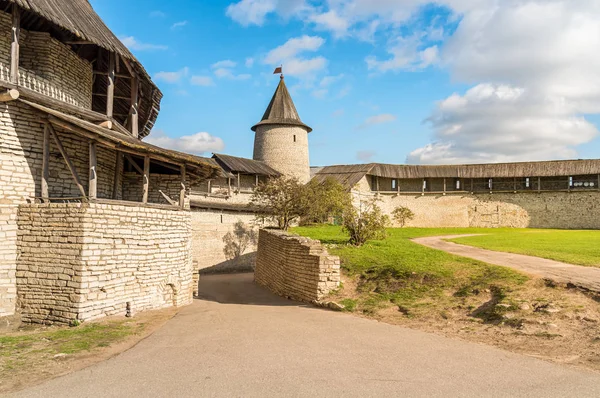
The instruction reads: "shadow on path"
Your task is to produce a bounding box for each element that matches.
[195,272,307,307]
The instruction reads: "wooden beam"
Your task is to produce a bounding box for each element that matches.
[113,151,123,199]
[98,120,113,130]
[180,165,186,209]
[130,75,139,138]
[93,93,131,100]
[538,176,541,192]
[94,71,131,79]
[443,178,446,194]
[159,190,177,206]
[89,141,97,199]
[41,124,50,202]
[0,89,19,102]
[64,40,94,45]
[255,174,259,187]
[47,123,86,198]
[237,173,241,192]
[106,52,115,118]
[121,57,135,77]
[10,5,20,85]
[142,156,150,203]
[124,153,144,175]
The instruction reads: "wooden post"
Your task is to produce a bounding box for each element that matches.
[237,173,241,192]
[537,176,541,192]
[180,165,186,209]
[48,124,86,198]
[113,151,123,199]
[142,156,150,203]
[88,141,97,199]
[207,179,211,194]
[228,177,231,196]
[130,75,139,137]
[513,177,517,192]
[10,5,20,85]
[0,89,19,102]
[255,174,259,187]
[443,178,446,194]
[422,179,426,194]
[41,124,50,202]
[397,179,400,194]
[470,178,474,193]
[376,176,380,192]
[106,52,115,118]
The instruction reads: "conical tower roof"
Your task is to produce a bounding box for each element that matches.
[251,76,312,132]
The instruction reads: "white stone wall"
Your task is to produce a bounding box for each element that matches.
[0,11,93,108]
[253,124,310,183]
[191,209,262,273]
[16,203,194,325]
[355,176,600,229]
[0,205,17,316]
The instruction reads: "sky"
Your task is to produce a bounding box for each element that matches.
[89,0,600,166]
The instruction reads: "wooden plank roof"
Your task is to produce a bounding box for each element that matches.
[251,76,312,132]
[22,99,220,180]
[212,153,281,176]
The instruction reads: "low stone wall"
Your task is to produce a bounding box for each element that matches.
[254,229,340,303]
[0,205,18,317]
[16,203,193,324]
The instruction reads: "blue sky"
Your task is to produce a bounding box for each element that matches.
[90,0,600,166]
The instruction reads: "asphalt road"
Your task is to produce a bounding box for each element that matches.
[11,273,600,398]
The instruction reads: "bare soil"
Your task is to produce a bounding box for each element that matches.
[0,307,178,394]
[336,275,600,372]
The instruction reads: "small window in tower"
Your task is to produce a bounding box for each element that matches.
[456,179,461,190]
[525,177,530,188]
[293,135,296,142]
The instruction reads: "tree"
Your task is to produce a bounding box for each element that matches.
[222,221,258,260]
[342,197,389,246]
[250,176,352,231]
[250,177,308,231]
[302,178,352,225]
[391,206,415,228]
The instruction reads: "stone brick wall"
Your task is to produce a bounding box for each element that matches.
[123,172,187,205]
[0,205,17,317]
[255,229,340,303]
[16,203,193,325]
[253,124,310,183]
[0,11,93,108]
[191,209,262,273]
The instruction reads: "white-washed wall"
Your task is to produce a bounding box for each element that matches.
[0,205,17,316]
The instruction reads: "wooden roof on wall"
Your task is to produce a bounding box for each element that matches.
[314,159,600,188]
[212,153,281,177]
[2,0,162,138]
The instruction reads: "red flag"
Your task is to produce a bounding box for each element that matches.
[273,66,282,74]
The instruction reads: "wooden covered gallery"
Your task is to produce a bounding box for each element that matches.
[314,160,600,195]
[0,0,220,324]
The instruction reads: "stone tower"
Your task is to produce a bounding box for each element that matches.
[252,75,312,184]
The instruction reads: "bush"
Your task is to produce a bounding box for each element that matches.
[391,206,415,227]
[342,197,389,246]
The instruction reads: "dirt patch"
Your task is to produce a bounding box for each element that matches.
[0,307,178,394]
[333,274,600,372]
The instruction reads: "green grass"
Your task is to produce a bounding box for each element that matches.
[292,226,529,313]
[0,321,143,373]
[449,229,600,267]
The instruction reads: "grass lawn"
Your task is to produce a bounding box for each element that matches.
[449,229,600,267]
[292,226,529,315]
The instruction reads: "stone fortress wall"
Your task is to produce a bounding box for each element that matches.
[253,124,311,184]
[17,203,193,325]
[353,176,600,229]
[254,229,340,303]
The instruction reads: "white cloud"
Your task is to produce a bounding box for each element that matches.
[150,11,166,18]
[226,0,277,26]
[120,36,167,51]
[312,74,345,98]
[146,131,225,155]
[309,10,350,38]
[212,60,237,69]
[264,35,327,79]
[171,21,188,30]
[265,35,325,64]
[357,150,376,162]
[359,113,397,128]
[366,34,439,72]
[245,57,255,68]
[214,68,252,80]
[191,75,216,86]
[408,0,600,163]
[407,84,599,164]
[154,67,189,83]
[332,109,345,117]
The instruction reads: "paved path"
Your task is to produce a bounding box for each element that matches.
[413,235,600,292]
[11,274,600,398]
